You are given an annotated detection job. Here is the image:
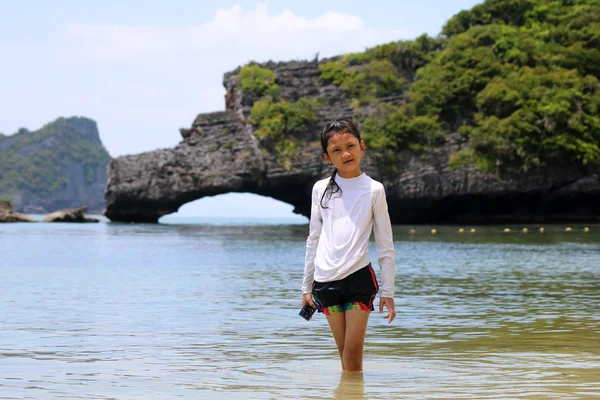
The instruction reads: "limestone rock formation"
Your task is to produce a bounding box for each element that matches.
[0,200,37,223]
[0,117,110,214]
[105,60,600,224]
[43,206,99,223]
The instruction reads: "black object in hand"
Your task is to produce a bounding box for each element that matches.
[299,301,318,321]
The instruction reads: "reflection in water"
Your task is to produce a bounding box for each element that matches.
[333,372,365,400]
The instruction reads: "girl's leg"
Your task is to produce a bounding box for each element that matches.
[342,309,370,371]
[325,312,347,370]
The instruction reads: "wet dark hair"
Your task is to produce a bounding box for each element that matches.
[319,118,362,208]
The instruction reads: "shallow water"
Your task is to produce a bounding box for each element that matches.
[1,219,599,399]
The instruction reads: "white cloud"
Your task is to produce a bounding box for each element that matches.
[58,3,410,66]
[5,3,415,158]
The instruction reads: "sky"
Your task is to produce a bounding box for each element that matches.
[0,0,481,218]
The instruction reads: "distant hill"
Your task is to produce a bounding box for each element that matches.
[0,117,111,213]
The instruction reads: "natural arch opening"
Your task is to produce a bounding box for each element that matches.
[158,193,309,224]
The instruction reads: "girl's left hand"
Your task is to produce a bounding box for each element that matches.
[379,297,396,323]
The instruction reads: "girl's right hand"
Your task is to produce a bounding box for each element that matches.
[302,293,316,308]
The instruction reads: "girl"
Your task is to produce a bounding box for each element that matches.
[302,118,396,372]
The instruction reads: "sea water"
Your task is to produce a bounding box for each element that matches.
[1,218,599,399]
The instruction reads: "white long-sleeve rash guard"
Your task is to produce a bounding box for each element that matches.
[302,173,396,298]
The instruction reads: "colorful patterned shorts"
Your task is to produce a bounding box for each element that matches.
[312,264,379,315]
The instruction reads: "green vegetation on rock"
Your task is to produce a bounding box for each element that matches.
[449,148,496,173]
[250,97,324,138]
[250,96,325,170]
[362,103,443,173]
[238,64,280,97]
[319,35,446,103]
[319,59,405,102]
[412,0,600,172]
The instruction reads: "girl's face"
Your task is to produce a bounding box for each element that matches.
[323,132,366,179]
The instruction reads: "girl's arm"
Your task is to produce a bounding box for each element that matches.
[302,183,322,295]
[372,184,396,298]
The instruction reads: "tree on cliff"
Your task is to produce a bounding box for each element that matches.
[416,0,600,173]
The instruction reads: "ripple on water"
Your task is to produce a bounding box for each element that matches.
[0,222,599,398]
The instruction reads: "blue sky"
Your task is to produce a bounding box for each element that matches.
[1,0,481,218]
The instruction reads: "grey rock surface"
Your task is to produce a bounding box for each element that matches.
[43,206,99,223]
[0,200,37,223]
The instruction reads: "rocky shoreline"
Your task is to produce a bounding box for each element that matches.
[0,200,36,223]
[0,201,99,223]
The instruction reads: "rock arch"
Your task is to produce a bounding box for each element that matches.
[105,60,600,224]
